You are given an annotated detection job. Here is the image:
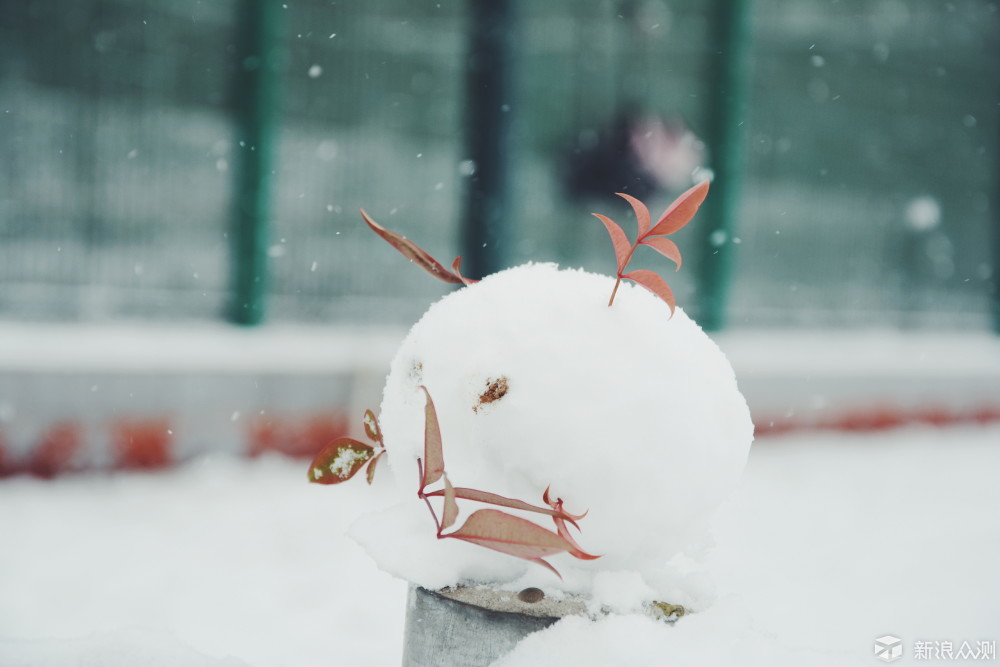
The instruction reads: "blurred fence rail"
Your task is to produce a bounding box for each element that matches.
[0,0,996,329]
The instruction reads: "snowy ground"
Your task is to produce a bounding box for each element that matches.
[1,424,998,666]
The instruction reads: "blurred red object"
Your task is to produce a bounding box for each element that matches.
[113,419,173,470]
[248,412,350,458]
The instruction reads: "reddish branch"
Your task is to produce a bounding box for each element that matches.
[595,181,710,312]
[308,387,599,578]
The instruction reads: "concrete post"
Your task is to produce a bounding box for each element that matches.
[401,586,581,666]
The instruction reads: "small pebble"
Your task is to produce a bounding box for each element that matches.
[517,587,544,603]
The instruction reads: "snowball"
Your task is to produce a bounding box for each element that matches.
[904,196,941,231]
[354,263,753,600]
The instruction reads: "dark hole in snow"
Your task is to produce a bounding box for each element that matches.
[474,377,509,413]
[409,361,423,384]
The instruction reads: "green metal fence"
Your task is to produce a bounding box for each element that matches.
[0,0,996,329]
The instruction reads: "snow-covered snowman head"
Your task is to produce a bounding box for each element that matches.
[377,263,753,576]
[347,185,753,598]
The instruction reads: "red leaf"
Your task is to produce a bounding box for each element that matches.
[441,475,459,531]
[616,192,651,237]
[365,450,384,485]
[426,487,581,529]
[363,409,383,445]
[444,509,575,575]
[542,486,589,522]
[361,209,466,285]
[307,437,374,484]
[549,499,601,561]
[420,386,445,490]
[526,557,562,579]
[640,236,683,270]
[648,180,710,236]
[623,269,676,314]
[451,256,477,286]
[593,213,631,274]
[553,517,600,560]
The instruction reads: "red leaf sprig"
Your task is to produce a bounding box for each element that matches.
[308,408,386,486]
[595,180,710,312]
[361,209,476,286]
[414,387,599,579]
[308,388,600,579]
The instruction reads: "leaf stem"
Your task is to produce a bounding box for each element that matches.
[608,278,621,306]
[608,243,640,307]
[417,458,443,535]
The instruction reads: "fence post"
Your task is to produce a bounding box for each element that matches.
[229,0,283,326]
[461,0,515,279]
[696,0,753,331]
[993,84,1000,335]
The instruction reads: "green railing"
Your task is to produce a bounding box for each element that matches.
[0,0,995,331]
[230,0,283,325]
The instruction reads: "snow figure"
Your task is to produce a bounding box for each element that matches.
[311,182,753,613]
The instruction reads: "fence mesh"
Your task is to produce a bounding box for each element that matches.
[0,0,996,328]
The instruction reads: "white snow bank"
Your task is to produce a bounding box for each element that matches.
[0,455,407,667]
[0,629,250,667]
[1,425,997,666]
[1,321,995,455]
[492,600,848,667]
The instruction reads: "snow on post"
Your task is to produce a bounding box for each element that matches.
[310,186,754,663]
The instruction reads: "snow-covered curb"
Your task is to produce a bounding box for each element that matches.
[2,322,998,474]
[0,322,406,374]
[715,329,1000,432]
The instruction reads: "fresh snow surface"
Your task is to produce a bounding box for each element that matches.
[0,322,405,374]
[366,263,754,601]
[1,427,997,665]
[1,321,997,380]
